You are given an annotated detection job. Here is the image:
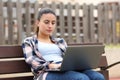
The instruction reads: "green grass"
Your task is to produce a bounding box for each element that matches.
[105,44,120,48]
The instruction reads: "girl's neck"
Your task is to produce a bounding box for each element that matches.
[37,34,52,43]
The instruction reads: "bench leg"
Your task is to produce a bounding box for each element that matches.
[99,70,109,80]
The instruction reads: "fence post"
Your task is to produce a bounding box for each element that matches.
[83,4,89,43]
[67,3,73,43]
[98,4,104,43]
[59,2,65,38]
[0,0,4,45]
[75,3,80,43]
[16,0,23,44]
[7,0,14,44]
[51,1,57,38]
[25,1,31,37]
[89,4,95,43]
[112,4,118,44]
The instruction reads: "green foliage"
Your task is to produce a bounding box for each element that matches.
[105,44,120,48]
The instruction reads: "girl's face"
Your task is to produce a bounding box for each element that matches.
[37,13,56,36]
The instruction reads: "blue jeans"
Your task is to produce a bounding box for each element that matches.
[46,70,105,80]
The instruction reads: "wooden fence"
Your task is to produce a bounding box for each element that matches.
[0,0,120,45]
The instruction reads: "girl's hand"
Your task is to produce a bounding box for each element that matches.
[48,63,61,69]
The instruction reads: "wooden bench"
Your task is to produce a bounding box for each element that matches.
[0,44,109,80]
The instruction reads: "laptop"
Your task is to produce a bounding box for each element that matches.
[45,45,104,72]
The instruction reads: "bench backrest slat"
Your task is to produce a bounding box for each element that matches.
[0,60,31,74]
[99,56,108,67]
[0,46,23,58]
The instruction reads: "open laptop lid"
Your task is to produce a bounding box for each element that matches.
[60,45,104,71]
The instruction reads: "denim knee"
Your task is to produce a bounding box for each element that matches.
[66,71,90,80]
[83,70,105,80]
[46,71,90,80]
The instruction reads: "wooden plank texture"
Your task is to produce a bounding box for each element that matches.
[83,4,89,43]
[59,2,65,38]
[25,1,31,37]
[67,3,73,43]
[0,60,31,74]
[0,1,120,45]
[7,0,14,44]
[0,76,33,80]
[0,0,4,45]
[98,4,104,43]
[0,46,23,58]
[16,0,23,44]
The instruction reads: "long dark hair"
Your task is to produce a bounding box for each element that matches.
[34,7,56,35]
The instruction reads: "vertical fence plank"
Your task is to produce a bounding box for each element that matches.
[0,0,4,45]
[51,2,57,37]
[116,4,120,43]
[117,4,120,42]
[89,4,95,43]
[25,1,31,37]
[7,0,14,44]
[42,1,48,8]
[103,3,109,44]
[34,1,39,21]
[112,4,117,44]
[67,3,73,43]
[107,5,113,43]
[16,0,23,44]
[33,1,39,37]
[75,3,80,43]
[59,2,65,38]
[118,5,120,42]
[83,4,89,43]
[98,4,104,43]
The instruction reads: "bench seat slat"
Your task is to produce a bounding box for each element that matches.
[0,76,33,80]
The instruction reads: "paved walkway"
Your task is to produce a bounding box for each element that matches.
[110,77,120,80]
[105,46,120,80]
